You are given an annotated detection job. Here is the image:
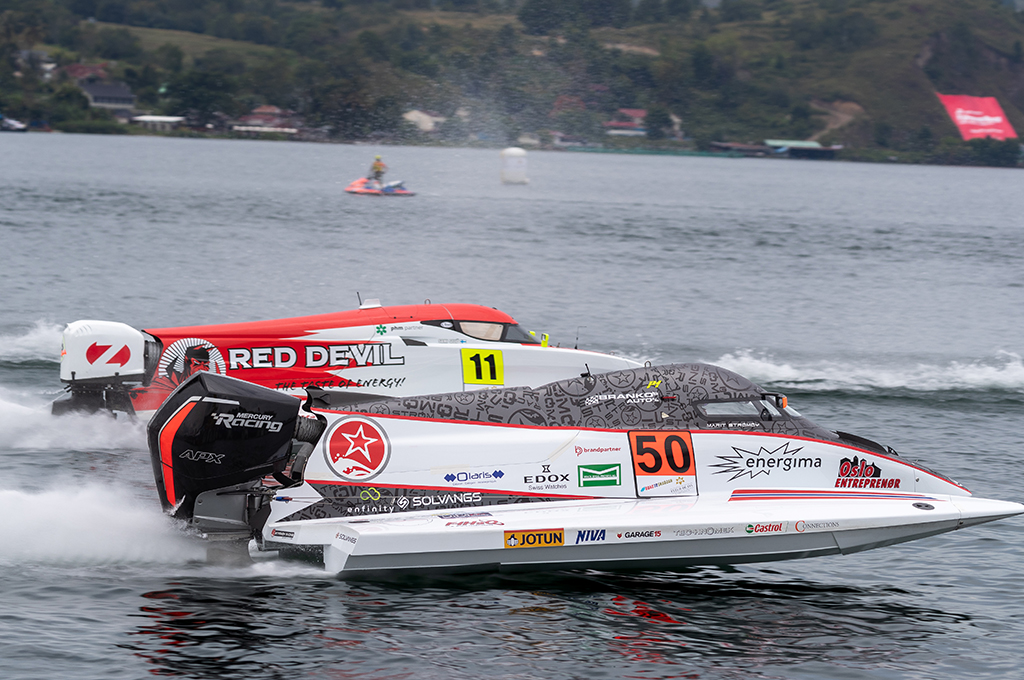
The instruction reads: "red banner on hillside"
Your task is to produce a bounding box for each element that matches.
[936,94,1017,140]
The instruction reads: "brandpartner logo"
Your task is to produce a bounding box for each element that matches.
[578,464,621,487]
[504,529,564,549]
[575,445,622,456]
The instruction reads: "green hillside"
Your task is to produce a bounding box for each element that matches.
[1,0,1023,164]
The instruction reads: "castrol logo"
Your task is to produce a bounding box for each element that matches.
[745,522,787,535]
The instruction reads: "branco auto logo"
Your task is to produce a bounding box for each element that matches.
[323,416,391,482]
[583,392,659,407]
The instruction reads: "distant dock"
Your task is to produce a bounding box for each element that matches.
[562,147,744,158]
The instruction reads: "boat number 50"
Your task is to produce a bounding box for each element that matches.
[628,431,695,476]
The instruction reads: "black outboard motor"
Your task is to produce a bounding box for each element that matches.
[147,373,324,545]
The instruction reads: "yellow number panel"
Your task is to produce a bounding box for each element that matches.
[461,349,504,385]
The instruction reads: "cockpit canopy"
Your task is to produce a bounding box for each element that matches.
[698,395,802,420]
[421,319,539,344]
[337,363,840,444]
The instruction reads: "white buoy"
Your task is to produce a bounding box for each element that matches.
[500,147,529,185]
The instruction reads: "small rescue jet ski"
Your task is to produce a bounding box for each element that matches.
[54,301,639,418]
[0,114,27,132]
[345,177,415,196]
[148,364,1023,577]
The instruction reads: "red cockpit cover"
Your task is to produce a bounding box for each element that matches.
[936,94,1018,141]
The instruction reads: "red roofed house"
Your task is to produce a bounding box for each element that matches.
[235,105,293,127]
[62,63,109,83]
[231,105,301,135]
[549,95,587,117]
[603,108,647,137]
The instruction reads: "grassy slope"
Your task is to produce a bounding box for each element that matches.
[87,0,1024,145]
[581,0,1024,144]
[798,0,1024,144]
[90,21,287,67]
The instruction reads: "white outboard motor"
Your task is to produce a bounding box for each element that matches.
[54,320,154,415]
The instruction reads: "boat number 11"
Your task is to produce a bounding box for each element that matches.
[461,349,504,385]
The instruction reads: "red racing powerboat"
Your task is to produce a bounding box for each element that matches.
[54,301,639,418]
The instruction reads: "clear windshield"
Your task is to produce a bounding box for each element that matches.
[503,324,540,344]
[459,322,503,341]
[700,400,784,419]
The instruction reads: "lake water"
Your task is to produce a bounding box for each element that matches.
[2,133,1023,679]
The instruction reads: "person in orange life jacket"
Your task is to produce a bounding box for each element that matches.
[369,156,387,184]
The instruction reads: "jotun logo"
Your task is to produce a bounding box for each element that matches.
[504,529,564,549]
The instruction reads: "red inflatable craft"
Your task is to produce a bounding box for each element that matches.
[345,177,415,196]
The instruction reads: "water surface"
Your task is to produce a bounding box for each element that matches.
[1,134,1023,679]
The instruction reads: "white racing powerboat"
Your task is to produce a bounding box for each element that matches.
[147,362,1023,576]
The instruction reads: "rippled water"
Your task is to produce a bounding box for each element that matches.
[2,134,1023,679]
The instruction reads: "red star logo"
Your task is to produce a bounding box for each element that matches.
[340,424,379,464]
[325,417,390,481]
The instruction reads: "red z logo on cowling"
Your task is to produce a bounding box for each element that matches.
[86,342,131,366]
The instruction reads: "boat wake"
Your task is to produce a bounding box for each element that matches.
[0,485,204,565]
[712,350,1024,396]
[0,386,145,451]
[0,320,62,363]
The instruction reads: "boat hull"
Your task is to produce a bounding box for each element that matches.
[262,494,1023,576]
